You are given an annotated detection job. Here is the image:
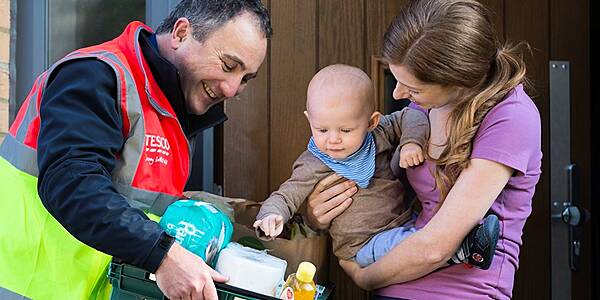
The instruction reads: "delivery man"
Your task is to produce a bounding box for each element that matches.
[0,1,271,299]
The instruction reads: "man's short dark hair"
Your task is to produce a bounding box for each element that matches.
[155,0,272,42]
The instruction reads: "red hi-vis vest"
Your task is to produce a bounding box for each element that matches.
[0,21,190,214]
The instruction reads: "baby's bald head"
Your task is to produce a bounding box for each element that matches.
[306,64,374,117]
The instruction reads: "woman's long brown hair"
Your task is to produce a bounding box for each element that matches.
[382,0,529,206]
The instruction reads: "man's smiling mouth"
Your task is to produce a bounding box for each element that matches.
[202,81,217,99]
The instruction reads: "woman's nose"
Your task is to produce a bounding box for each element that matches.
[393,82,410,100]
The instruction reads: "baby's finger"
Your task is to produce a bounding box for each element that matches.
[415,155,422,165]
[260,223,270,235]
[253,220,262,228]
[399,159,406,168]
[268,218,277,237]
[413,156,421,165]
[275,223,283,236]
[411,155,419,166]
[262,218,270,236]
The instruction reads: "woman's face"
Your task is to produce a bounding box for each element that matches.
[388,64,460,109]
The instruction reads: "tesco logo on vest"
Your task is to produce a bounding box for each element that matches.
[145,134,171,150]
[144,134,171,166]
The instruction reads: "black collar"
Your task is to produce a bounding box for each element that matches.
[138,30,227,138]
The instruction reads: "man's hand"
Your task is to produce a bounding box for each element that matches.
[306,173,358,230]
[253,214,284,238]
[155,242,228,300]
[399,142,424,168]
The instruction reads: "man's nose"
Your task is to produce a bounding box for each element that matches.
[393,82,410,100]
[220,77,243,98]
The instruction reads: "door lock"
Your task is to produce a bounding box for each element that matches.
[560,205,582,227]
[550,164,590,271]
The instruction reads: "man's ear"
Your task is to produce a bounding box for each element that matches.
[368,112,381,131]
[171,17,191,49]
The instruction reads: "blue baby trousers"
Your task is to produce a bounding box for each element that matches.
[355,217,418,267]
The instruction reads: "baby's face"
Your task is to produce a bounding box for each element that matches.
[306,91,372,160]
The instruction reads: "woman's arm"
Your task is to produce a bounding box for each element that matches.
[340,158,512,290]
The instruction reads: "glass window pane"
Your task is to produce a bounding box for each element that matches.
[48,0,144,63]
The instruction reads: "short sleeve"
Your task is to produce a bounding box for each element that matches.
[470,92,541,175]
[408,101,428,115]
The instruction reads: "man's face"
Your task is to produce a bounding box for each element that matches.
[169,13,267,115]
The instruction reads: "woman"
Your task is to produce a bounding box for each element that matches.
[305,0,542,299]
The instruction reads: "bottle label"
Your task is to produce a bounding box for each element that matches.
[315,284,325,298]
[279,286,294,300]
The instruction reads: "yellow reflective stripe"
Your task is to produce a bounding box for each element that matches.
[0,157,111,300]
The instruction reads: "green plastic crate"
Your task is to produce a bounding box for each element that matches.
[108,260,333,300]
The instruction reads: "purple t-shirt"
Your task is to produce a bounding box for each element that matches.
[378,85,542,299]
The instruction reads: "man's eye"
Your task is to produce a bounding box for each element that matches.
[409,90,420,95]
[222,62,234,72]
[318,129,327,133]
[341,129,352,133]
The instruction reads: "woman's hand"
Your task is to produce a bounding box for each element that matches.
[339,259,372,290]
[306,173,358,230]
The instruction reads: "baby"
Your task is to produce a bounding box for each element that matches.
[254,64,499,269]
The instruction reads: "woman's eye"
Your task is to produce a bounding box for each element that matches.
[409,90,420,95]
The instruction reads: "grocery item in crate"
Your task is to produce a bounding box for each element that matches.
[159,199,233,266]
[108,259,284,300]
[215,242,287,297]
[279,261,317,300]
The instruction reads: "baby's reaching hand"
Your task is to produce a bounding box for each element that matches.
[253,214,284,238]
[399,142,424,168]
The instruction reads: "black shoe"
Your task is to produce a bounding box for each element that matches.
[465,214,500,270]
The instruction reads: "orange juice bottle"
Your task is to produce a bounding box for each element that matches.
[279,261,317,300]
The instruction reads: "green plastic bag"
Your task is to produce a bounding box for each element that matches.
[159,200,233,266]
